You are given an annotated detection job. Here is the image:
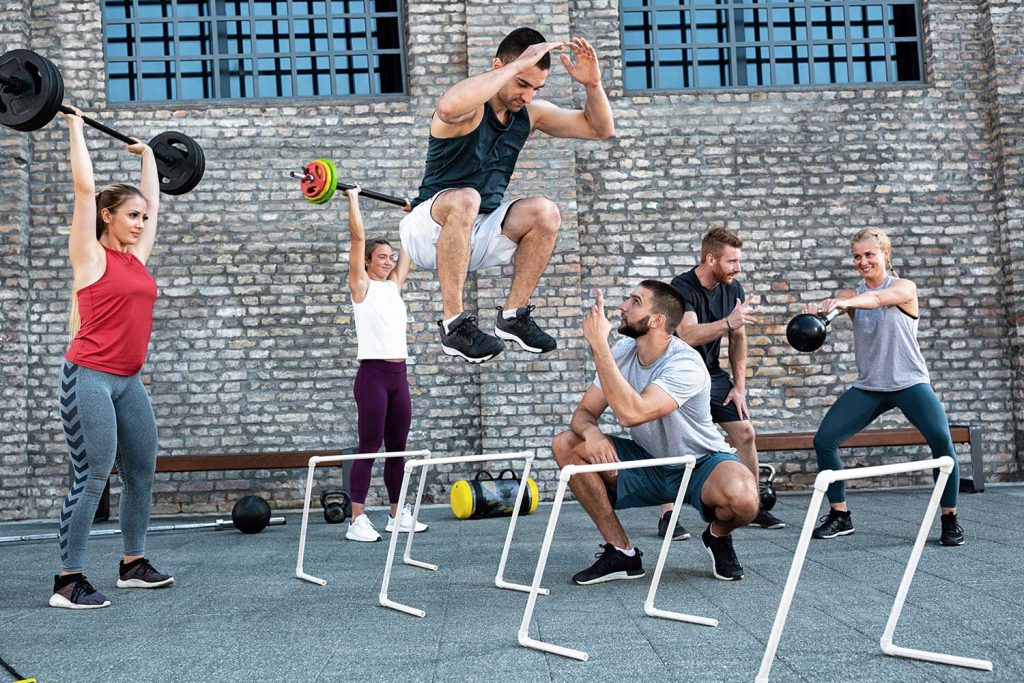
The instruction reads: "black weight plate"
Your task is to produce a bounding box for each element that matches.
[0,49,63,132]
[148,130,205,195]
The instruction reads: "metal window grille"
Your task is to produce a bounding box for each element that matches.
[102,0,406,102]
[621,0,924,91]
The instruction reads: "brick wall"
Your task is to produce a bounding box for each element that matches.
[1,0,1020,520]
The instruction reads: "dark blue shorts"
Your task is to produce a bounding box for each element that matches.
[709,370,744,424]
[606,436,740,523]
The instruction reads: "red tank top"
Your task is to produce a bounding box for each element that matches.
[65,246,157,376]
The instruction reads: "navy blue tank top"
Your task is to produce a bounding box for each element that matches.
[412,103,531,214]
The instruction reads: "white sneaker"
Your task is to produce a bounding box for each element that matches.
[345,514,381,542]
[385,504,429,533]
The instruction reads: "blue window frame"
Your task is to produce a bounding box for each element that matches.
[621,0,923,91]
[102,0,406,102]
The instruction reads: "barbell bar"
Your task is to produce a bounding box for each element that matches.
[0,49,205,195]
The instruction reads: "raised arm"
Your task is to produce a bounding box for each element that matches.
[63,110,103,275]
[584,291,678,428]
[128,140,160,264]
[676,297,759,348]
[344,187,370,303]
[529,38,614,140]
[432,41,563,132]
[388,246,411,289]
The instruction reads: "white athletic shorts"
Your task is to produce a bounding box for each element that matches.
[399,189,519,271]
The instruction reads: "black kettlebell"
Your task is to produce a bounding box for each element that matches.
[320,488,352,524]
[786,309,841,353]
[758,464,777,511]
[231,494,272,534]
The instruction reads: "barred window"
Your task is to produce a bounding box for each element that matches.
[102,0,406,102]
[621,0,923,90]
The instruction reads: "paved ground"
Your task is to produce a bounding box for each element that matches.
[1,485,1021,683]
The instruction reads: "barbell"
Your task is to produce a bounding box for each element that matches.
[0,49,205,195]
[290,158,411,209]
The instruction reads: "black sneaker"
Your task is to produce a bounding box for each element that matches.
[939,512,965,546]
[749,507,786,530]
[49,573,110,609]
[701,526,743,581]
[494,305,557,353]
[812,509,854,539]
[571,543,645,585]
[117,557,175,589]
[439,313,505,363]
[657,510,690,540]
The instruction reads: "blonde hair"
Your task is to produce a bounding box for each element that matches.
[851,227,897,277]
[68,184,146,340]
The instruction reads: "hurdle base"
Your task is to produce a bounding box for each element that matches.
[881,641,993,671]
[518,632,588,661]
[296,570,327,586]
[496,579,549,596]
[379,595,426,618]
[403,557,438,571]
[644,603,718,627]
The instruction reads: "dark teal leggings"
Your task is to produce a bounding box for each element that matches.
[813,383,959,508]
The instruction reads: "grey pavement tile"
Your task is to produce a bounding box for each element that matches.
[1,487,1021,683]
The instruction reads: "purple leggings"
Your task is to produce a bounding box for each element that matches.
[350,360,411,505]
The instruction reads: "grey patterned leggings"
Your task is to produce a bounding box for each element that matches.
[58,360,158,573]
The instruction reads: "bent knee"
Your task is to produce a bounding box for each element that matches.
[551,430,582,468]
[434,188,481,223]
[521,197,561,233]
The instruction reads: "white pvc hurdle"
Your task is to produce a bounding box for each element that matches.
[756,456,994,682]
[379,450,547,618]
[295,449,431,586]
[518,455,715,662]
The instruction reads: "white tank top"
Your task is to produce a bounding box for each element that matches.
[353,280,408,360]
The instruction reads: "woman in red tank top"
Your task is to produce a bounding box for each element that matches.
[49,108,174,610]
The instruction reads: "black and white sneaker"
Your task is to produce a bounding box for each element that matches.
[572,543,645,585]
[812,509,855,539]
[494,305,557,353]
[657,510,690,540]
[49,573,110,609]
[749,507,786,530]
[438,313,505,363]
[117,557,174,589]
[701,525,743,581]
[939,512,965,546]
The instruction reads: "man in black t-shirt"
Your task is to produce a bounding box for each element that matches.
[665,227,785,532]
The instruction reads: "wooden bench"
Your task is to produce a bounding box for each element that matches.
[751,425,985,492]
[96,448,356,520]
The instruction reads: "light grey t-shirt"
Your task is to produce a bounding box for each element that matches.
[594,337,734,458]
[852,276,930,391]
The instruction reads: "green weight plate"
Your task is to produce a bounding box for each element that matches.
[315,158,338,204]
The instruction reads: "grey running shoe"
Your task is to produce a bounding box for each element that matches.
[439,313,505,363]
[117,557,174,589]
[49,573,110,609]
[494,305,557,353]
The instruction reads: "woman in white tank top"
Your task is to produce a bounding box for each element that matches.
[801,228,965,548]
[343,187,426,542]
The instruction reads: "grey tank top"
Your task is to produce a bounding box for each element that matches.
[852,276,930,391]
[412,102,531,214]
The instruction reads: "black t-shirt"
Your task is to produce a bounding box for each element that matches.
[670,267,745,373]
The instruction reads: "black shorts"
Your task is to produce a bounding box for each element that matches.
[709,370,745,424]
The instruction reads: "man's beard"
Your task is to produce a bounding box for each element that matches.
[618,315,651,339]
